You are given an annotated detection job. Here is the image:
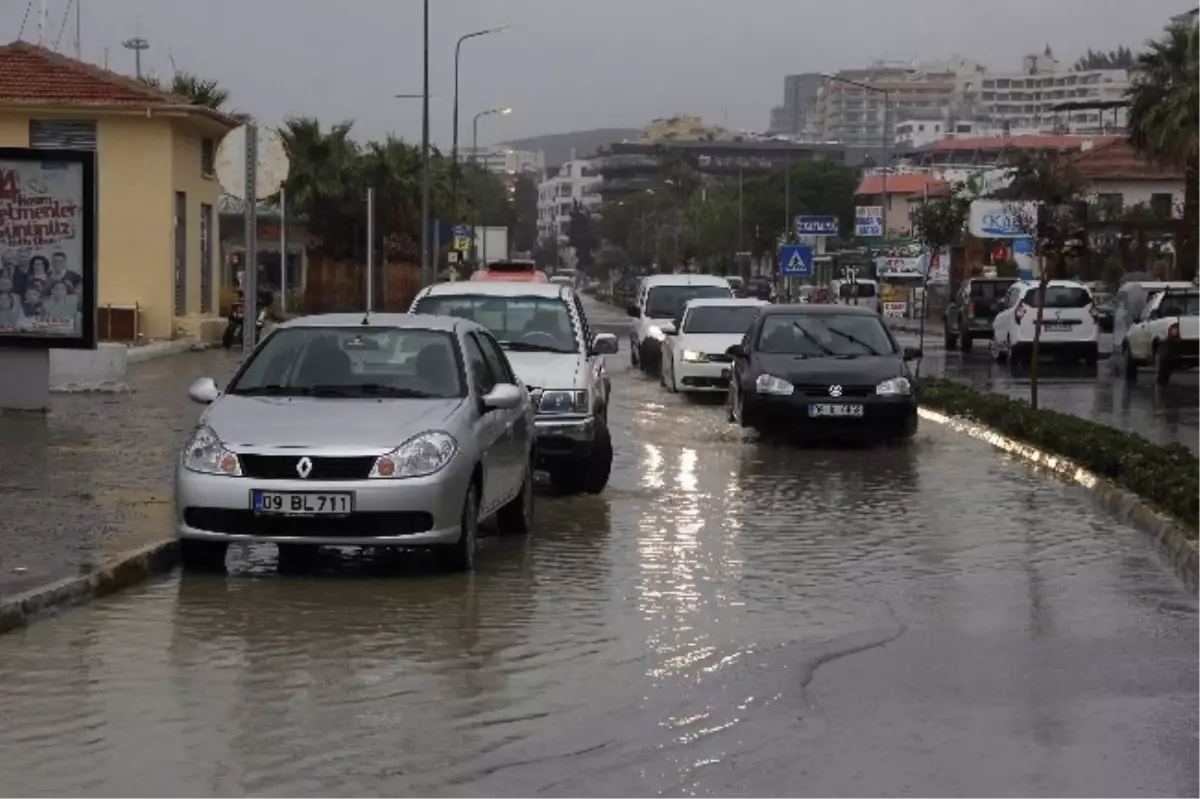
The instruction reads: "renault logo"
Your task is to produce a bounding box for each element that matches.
[829,385,843,397]
[296,457,313,479]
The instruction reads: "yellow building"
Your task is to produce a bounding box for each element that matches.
[0,41,239,342]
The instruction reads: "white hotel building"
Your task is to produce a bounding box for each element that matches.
[537,158,603,242]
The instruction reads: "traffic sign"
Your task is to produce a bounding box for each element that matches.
[452,224,472,238]
[453,235,471,251]
[794,215,839,237]
[779,244,813,277]
[854,206,884,237]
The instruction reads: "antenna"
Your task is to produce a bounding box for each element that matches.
[37,0,47,46]
[122,19,149,79]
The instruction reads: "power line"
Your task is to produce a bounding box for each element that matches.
[18,0,34,40]
[54,0,75,52]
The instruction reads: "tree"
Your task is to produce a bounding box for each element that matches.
[911,191,972,366]
[1127,21,1199,279]
[140,70,230,109]
[1072,46,1133,71]
[532,235,560,270]
[567,200,597,271]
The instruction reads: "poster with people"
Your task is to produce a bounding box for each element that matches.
[0,152,92,346]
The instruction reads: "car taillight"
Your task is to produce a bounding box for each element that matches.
[1088,303,1098,319]
[1168,323,1180,340]
[966,300,975,317]
[1013,302,1027,324]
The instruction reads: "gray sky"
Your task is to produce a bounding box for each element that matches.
[3,0,1187,146]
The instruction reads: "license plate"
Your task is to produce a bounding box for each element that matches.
[720,368,730,380]
[1044,323,1071,332]
[252,490,354,516]
[808,403,864,418]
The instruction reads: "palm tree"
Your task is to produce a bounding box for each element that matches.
[1127,21,1199,278]
[139,71,230,109]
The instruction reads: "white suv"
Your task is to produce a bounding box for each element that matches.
[990,279,1100,366]
[1122,288,1199,385]
[411,281,617,494]
[626,274,733,374]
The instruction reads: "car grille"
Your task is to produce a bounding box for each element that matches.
[238,454,377,480]
[791,383,875,398]
[183,508,434,537]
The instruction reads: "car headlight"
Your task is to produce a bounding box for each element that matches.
[755,373,794,396]
[682,350,707,363]
[646,325,665,341]
[876,376,912,396]
[182,425,241,476]
[370,431,457,479]
[538,389,589,414]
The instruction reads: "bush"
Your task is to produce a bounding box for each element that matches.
[917,377,1199,532]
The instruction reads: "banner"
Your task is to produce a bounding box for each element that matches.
[0,149,96,349]
[883,301,907,317]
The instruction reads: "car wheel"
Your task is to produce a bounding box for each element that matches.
[1084,345,1098,368]
[582,419,613,494]
[496,458,534,536]
[630,338,638,367]
[944,330,958,350]
[1153,344,1172,386]
[277,544,320,574]
[1123,343,1138,382]
[179,539,227,573]
[961,333,973,353]
[439,481,479,572]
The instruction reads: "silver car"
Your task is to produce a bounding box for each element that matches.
[174,313,535,573]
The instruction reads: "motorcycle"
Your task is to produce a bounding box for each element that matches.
[222,289,272,349]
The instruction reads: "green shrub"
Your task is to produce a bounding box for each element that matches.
[917,377,1199,533]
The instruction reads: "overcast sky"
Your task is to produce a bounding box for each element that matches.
[3,0,1187,146]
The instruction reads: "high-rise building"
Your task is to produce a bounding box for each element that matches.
[537,158,602,242]
[978,50,1130,133]
[767,73,824,137]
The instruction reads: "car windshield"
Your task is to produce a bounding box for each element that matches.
[227,327,463,399]
[683,305,761,334]
[645,285,732,318]
[414,294,578,354]
[1022,286,1092,308]
[1157,292,1200,316]
[757,313,896,357]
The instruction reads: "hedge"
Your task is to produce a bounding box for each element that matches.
[916,377,1199,533]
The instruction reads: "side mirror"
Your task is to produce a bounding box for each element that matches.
[187,377,220,404]
[726,343,746,359]
[626,305,640,318]
[482,383,524,411]
[902,346,922,361]
[590,332,618,355]
[660,321,676,335]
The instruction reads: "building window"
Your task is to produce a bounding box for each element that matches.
[29,119,96,150]
[201,138,215,176]
[1150,193,1174,219]
[175,192,188,316]
[200,203,214,314]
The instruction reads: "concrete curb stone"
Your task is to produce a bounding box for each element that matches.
[918,406,1198,592]
[126,337,209,363]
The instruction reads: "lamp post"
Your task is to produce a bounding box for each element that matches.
[452,25,510,218]
[471,107,513,266]
[419,0,432,288]
[822,73,891,232]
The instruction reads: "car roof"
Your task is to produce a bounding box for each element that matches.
[641,274,731,288]
[1015,279,1090,289]
[683,297,766,309]
[760,303,879,317]
[420,281,572,299]
[279,312,473,333]
[1118,280,1194,292]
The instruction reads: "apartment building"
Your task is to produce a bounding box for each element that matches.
[537,158,603,242]
[767,72,824,137]
[978,51,1130,132]
[461,145,544,176]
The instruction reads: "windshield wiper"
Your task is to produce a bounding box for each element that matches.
[498,340,573,353]
[824,326,883,356]
[228,384,313,397]
[790,322,837,356]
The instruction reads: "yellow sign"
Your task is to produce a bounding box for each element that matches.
[453,235,471,251]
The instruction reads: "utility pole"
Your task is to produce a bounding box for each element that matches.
[419,0,432,288]
[74,0,81,59]
[121,24,149,79]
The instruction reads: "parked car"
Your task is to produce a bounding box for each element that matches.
[943,277,1018,352]
[724,304,920,442]
[175,314,535,574]
[411,280,617,494]
[660,297,767,394]
[1110,280,1194,352]
[1121,287,1200,385]
[989,279,1100,366]
[627,274,733,374]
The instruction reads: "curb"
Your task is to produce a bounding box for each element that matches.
[127,338,208,364]
[0,539,179,635]
[918,406,1198,592]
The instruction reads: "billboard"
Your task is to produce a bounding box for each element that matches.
[968,200,1038,239]
[0,148,96,350]
[854,206,884,237]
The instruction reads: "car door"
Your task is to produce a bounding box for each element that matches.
[1128,295,1158,360]
[476,331,528,496]
[571,292,608,412]
[462,333,508,515]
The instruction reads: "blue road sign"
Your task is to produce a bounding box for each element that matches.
[794,215,839,236]
[779,244,814,277]
[452,224,473,237]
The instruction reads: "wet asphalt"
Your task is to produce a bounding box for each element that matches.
[0,297,1196,797]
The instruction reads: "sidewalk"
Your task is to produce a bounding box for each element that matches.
[0,348,238,601]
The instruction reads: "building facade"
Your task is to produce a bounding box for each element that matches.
[0,42,238,342]
[767,72,824,137]
[537,158,602,242]
[460,146,544,176]
[978,52,1130,133]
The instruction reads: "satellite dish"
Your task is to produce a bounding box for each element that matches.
[214,124,290,201]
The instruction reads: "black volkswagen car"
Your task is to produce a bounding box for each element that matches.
[725,304,921,442]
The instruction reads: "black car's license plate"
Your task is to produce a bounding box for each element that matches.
[252,490,354,516]
[808,403,864,418]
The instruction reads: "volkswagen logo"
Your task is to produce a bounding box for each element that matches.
[295,457,313,479]
[829,385,843,398]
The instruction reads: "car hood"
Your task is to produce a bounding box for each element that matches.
[503,351,585,391]
[202,395,464,449]
[676,333,743,355]
[756,353,905,385]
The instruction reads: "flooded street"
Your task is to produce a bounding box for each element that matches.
[0,301,1196,797]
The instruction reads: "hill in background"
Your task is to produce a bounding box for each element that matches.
[500,127,641,167]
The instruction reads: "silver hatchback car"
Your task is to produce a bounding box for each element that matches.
[175,313,535,573]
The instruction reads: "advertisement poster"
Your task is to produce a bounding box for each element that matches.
[0,150,95,349]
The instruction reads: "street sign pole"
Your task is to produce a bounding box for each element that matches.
[279,187,287,313]
[242,124,258,355]
[366,187,375,312]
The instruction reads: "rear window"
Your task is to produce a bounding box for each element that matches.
[487,261,537,273]
[1157,292,1200,317]
[1022,286,1092,308]
[970,281,1015,299]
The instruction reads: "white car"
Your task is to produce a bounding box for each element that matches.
[1121,287,1199,385]
[661,298,767,394]
[1111,280,1194,352]
[411,280,618,494]
[626,274,734,374]
[990,279,1100,366]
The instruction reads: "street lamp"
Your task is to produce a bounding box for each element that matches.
[471,107,513,265]
[452,25,510,215]
[822,72,891,231]
[419,0,431,287]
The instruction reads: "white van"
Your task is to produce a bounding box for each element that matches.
[832,279,880,313]
[627,274,733,374]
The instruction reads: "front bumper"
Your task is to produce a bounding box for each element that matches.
[534,415,595,465]
[174,458,472,547]
[745,391,917,438]
[676,359,733,391]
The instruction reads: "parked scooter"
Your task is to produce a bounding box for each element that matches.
[222,288,273,349]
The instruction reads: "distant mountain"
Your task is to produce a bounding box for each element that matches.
[500,128,641,166]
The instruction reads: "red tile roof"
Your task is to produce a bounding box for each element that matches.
[856,172,945,196]
[1071,138,1183,181]
[928,134,1122,152]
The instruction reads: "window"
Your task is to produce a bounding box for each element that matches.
[644,285,733,319]
[757,313,895,357]
[200,138,215,176]
[463,334,496,394]
[200,203,214,314]
[29,119,96,150]
[1150,193,1174,219]
[476,332,515,384]
[174,192,187,315]
[682,305,761,334]
[413,294,580,354]
[1021,285,1091,308]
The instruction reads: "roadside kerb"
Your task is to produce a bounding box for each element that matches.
[0,539,179,635]
[917,406,1198,592]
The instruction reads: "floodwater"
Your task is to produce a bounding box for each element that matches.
[0,300,1195,797]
